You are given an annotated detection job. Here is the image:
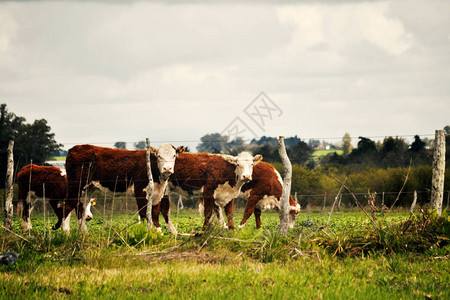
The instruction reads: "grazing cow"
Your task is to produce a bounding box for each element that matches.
[238,161,300,229]
[64,144,184,232]
[16,164,96,232]
[150,151,262,232]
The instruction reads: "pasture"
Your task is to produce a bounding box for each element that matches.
[1,208,449,299]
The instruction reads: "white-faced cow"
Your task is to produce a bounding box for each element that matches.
[149,151,262,232]
[64,144,184,232]
[237,161,300,229]
[197,161,301,229]
[16,164,96,232]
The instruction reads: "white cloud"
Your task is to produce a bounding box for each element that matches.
[0,9,17,52]
[277,2,412,56]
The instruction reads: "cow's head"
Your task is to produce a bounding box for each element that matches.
[288,201,301,229]
[85,198,96,221]
[153,144,185,180]
[224,152,263,182]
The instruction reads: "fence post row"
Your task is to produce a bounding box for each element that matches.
[431,129,446,215]
[4,140,14,230]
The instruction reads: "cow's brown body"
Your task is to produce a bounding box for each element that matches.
[64,144,163,228]
[17,164,67,231]
[151,152,241,230]
[239,161,299,228]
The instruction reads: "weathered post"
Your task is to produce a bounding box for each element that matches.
[431,130,446,215]
[410,190,417,214]
[278,136,292,235]
[4,140,14,231]
[145,138,154,230]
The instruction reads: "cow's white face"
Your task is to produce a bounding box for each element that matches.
[154,144,184,180]
[224,152,263,182]
[85,198,96,221]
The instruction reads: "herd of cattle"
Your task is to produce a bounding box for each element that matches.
[16,143,301,234]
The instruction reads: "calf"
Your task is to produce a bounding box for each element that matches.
[238,161,300,229]
[150,151,262,232]
[16,164,95,232]
[64,144,184,232]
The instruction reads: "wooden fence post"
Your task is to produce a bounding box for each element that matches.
[4,140,14,231]
[410,190,417,214]
[278,136,292,235]
[431,130,446,215]
[145,138,154,230]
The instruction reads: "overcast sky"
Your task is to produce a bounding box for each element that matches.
[1,0,449,151]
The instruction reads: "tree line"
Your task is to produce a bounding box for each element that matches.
[0,104,62,188]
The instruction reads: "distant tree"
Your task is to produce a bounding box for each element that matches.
[379,137,408,167]
[226,137,247,155]
[288,140,313,165]
[342,133,353,156]
[134,141,146,150]
[114,141,127,149]
[444,125,450,163]
[407,135,431,166]
[14,119,63,165]
[0,104,62,187]
[347,137,378,165]
[197,133,228,153]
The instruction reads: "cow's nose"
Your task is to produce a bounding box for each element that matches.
[163,167,173,173]
[242,175,252,181]
[86,214,93,221]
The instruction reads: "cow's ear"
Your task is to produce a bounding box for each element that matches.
[223,155,238,165]
[176,146,185,154]
[150,146,157,154]
[253,154,263,165]
[90,198,97,206]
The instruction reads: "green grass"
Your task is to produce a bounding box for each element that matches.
[49,156,66,161]
[1,210,449,299]
[313,149,344,157]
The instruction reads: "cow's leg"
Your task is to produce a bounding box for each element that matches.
[254,208,262,229]
[239,196,259,229]
[135,189,151,227]
[49,199,63,230]
[215,205,227,229]
[61,210,72,233]
[19,190,33,232]
[151,202,162,232]
[160,195,177,235]
[77,199,88,233]
[202,192,215,230]
[224,199,235,230]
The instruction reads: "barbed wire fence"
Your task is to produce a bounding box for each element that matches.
[2,130,448,234]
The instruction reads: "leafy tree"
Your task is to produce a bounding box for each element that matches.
[226,137,247,156]
[347,137,378,165]
[197,133,229,153]
[445,125,450,163]
[379,137,408,167]
[342,133,353,156]
[0,104,62,187]
[134,141,146,150]
[287,140,313,165]
[114,141,127,149]
[407,135,431,166]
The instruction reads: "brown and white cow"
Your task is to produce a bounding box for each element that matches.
[64,144,184,232]
[16,164,95,232]
[150,151,262,232]
[238,161,300,229]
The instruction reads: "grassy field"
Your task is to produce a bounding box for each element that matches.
[1,210,449,299]
[313,149,344,157]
